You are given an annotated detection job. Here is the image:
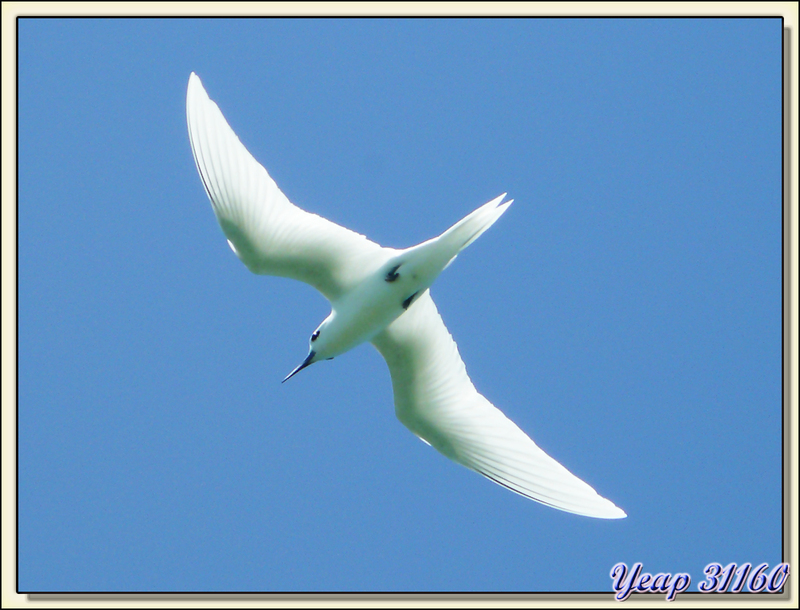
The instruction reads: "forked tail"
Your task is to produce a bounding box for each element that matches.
[437,193,512,269]
[388,193,513,291]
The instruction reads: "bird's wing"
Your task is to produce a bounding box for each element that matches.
[187,73,393,301]
[371,291,626,519]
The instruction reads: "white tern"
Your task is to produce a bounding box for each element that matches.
[186,72,626,519]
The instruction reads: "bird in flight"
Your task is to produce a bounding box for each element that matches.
[186,72,626,519]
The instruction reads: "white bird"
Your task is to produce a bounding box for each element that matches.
[186,72,626,519]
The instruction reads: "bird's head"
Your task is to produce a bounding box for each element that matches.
[282,317,334,383]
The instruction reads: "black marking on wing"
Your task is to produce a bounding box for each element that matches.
[385,264,401,282]
[402,291,420,310]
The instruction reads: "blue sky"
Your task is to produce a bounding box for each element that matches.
[17,17,784,593]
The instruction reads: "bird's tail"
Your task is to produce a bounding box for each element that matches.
[389,194,512,293]
[435,193,512,270]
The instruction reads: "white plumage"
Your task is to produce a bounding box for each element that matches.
[186,72,625,519]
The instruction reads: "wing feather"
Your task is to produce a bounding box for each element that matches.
[186,73,392,301]
[372,292,626,519]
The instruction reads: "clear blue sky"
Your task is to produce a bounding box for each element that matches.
[17,17,783,593]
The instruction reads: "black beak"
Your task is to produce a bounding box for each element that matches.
[282,351,316,383]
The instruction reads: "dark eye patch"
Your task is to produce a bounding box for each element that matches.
[311,330,320,342]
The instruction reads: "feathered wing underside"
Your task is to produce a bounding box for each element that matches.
[372,292,626,519]
[186,73,391,301]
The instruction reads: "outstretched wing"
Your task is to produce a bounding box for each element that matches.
[371,291,626,519]
[187,73,393,301]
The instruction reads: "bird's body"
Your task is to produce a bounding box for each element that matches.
[313,194,511,363]
[187,72,626,519]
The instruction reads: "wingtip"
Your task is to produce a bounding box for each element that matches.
[187,73,213,114]
[187,72,205,96]
[597,503,627,519]
[570,503,626,520]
